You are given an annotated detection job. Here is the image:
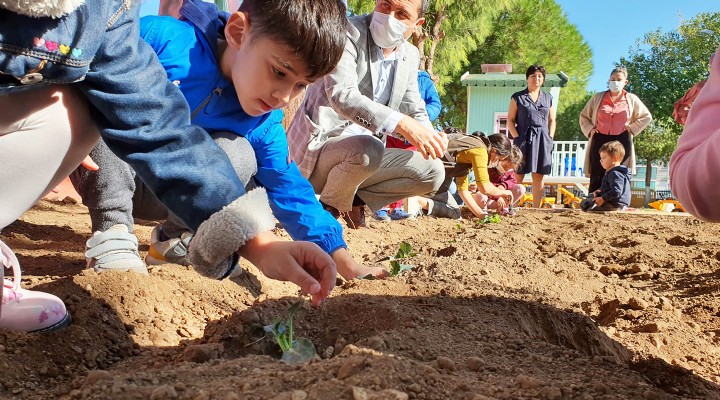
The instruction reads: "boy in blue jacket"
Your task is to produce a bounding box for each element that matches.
[72,0,386,281]
[581,141,631,212]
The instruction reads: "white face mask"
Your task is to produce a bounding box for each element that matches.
[370,11,410,49]
[495,164,506,174]
[608,80,625,93]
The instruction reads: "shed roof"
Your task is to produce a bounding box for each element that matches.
[461,72,569,88]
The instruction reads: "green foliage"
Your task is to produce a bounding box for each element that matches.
[263,302,316,363]
[633,117,681,166]
[619,12,720,131]
[389,242,416,276]
[349,0,512,88]
[345,0,374,15]
[618,12,719,166]
[440,0,592,131]
[554,92,593,141]
[477,214,502,225]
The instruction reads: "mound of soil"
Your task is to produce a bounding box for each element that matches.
[1,201,719,399]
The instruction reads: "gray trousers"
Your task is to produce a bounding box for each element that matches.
[308,135,445,212]
[71,132,257,236]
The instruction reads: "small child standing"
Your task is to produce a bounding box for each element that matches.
[581,141,631,211]
[475,145,526,214]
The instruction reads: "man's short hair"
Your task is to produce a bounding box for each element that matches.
[418,0,430,17]
[238,0,347,80]
[600,141,625,160]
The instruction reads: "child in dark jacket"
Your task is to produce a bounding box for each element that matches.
[581,141,631,211]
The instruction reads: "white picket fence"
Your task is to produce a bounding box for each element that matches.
[550,141,587,178]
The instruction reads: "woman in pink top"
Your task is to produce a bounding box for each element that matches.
[670,50,720,221]
[579,67,653,191]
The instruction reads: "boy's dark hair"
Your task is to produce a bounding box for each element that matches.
[238,0,347,80]
[600,141,625,160]
[525,64,546,79]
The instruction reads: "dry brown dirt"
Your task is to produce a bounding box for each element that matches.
[1,200,719,400]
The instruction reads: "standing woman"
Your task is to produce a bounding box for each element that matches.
[507,65,557,208]
[580,66,652,192]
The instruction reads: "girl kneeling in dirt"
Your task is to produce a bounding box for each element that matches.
[473,145,526,215]
[0,0,336,333]
[416,130,514,219]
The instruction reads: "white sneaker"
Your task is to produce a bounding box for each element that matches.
[85,224,148,274]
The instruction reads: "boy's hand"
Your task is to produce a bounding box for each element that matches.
[239,232,336,307]
[332,247,388,280]
[594,196,605,206]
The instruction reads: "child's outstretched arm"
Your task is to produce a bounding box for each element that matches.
[670,47,720,221]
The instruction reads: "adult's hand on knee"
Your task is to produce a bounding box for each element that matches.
[240,232,337,307]
[395,116,446,160]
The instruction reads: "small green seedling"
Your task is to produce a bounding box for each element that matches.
[263,301,316,363]
[477,214,502,225]
[389,242,416,276]
[361,242,417,279]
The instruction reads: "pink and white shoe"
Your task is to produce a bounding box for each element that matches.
[0,240,71,332]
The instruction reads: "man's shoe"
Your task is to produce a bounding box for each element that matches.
[321,202,340,219]
[373,209,391,222]
[85,224,148,274]
[389,208,415,220]
[428,201,462,220]
[341,205,367,229]
[1,240,71,332]
[145,226,192,266]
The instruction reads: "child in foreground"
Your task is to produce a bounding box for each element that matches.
[0,0,336,332]
[581,141,631,212]
[72,0,385,280]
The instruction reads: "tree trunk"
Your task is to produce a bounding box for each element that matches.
[643,161,653,206]
[424,8,446,77]
[413,29,428,70]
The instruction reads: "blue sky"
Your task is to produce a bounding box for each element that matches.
[555,0,720,92]
[139,0,720,92]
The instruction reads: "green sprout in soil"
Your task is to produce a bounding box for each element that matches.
[362,242,417,279]
[389,242,416,276]
[477,214,502,225]
[263,301,316,363]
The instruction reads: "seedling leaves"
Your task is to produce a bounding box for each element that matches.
[263,301,316,363]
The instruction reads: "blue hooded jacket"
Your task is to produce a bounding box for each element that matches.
[140,0,346,254]
[417,70,441,122]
